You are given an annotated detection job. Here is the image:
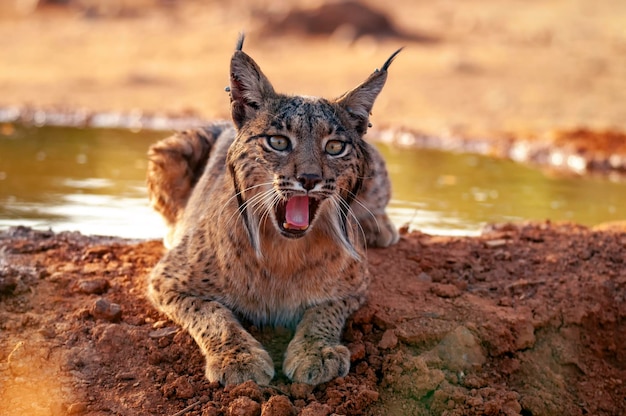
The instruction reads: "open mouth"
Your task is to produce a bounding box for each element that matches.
[275,195,320,238]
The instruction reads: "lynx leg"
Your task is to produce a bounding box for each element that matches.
[147,245,274,386]
[283,296,363,385]
[352,144,399,248]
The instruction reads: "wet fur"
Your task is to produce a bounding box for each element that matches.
[146,36,400,386]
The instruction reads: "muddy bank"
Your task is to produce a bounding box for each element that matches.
[1,223,624,415]
[377,127,626,177]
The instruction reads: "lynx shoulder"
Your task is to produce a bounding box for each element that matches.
[146,35,400,386]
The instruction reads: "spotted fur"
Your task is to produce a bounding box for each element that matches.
[146,36,400,386]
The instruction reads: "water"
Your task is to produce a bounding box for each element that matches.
[0,124,624,239]
[377,144,625,235]
[0,124,164,239]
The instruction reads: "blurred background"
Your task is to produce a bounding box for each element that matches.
[2,0,626,135]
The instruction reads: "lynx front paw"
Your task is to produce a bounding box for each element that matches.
[283,341,350,385]
[205,345,274,386]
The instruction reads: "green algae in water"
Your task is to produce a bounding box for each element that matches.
[0,124,624,238]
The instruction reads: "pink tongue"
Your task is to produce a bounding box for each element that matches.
[285,196,310,228]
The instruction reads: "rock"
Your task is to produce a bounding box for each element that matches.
[91,298,122,322]
[76,278,109,294]
[436,326,486,371]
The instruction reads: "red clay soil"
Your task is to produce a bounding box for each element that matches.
[1,223,624,416]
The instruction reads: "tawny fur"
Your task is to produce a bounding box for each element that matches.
[146,36,400,386]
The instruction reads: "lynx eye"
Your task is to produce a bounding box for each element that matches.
[325,140,347,156]
[267,135,291,152]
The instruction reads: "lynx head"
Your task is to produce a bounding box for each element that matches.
[226,35,400,258]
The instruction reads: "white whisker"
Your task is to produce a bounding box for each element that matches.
[330,194,368,252]
[337,185,380,235]
[221,182,274,229]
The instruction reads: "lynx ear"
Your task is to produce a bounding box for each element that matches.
[336,48,402,135]
[229,35,276,128]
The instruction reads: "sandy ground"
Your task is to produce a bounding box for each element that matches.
[1,1,626,415]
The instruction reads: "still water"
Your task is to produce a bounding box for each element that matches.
[0,124,624,239]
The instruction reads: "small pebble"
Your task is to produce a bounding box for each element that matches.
[149,327,179,339]
[76,278,109,295]
[485,239,508,247]
[91,298,122,322]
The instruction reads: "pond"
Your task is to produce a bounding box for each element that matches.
[0,124,624,239]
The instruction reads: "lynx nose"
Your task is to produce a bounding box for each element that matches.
[297,173,322,191]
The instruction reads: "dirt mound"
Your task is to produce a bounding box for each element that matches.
[1,223,624,415]
[256,1,435,43]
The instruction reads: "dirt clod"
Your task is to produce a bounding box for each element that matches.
[228,396,261,416]
[261,395,296,416]
[377,329,398,350]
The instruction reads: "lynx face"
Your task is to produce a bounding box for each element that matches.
[225,40,400,256]
[227,96,370,247]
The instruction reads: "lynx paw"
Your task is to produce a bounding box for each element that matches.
[361,213,399,248]
[283,341,350,385]
[205,345,274,386]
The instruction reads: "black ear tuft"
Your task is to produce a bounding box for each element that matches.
[229,36,275,129]
[381,47,403,72]
[235,33,245,51]
[336,48,402,136]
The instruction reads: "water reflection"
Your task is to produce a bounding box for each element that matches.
[376,142,625,234]
[0,124,624,238]
[0,125,165,238]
